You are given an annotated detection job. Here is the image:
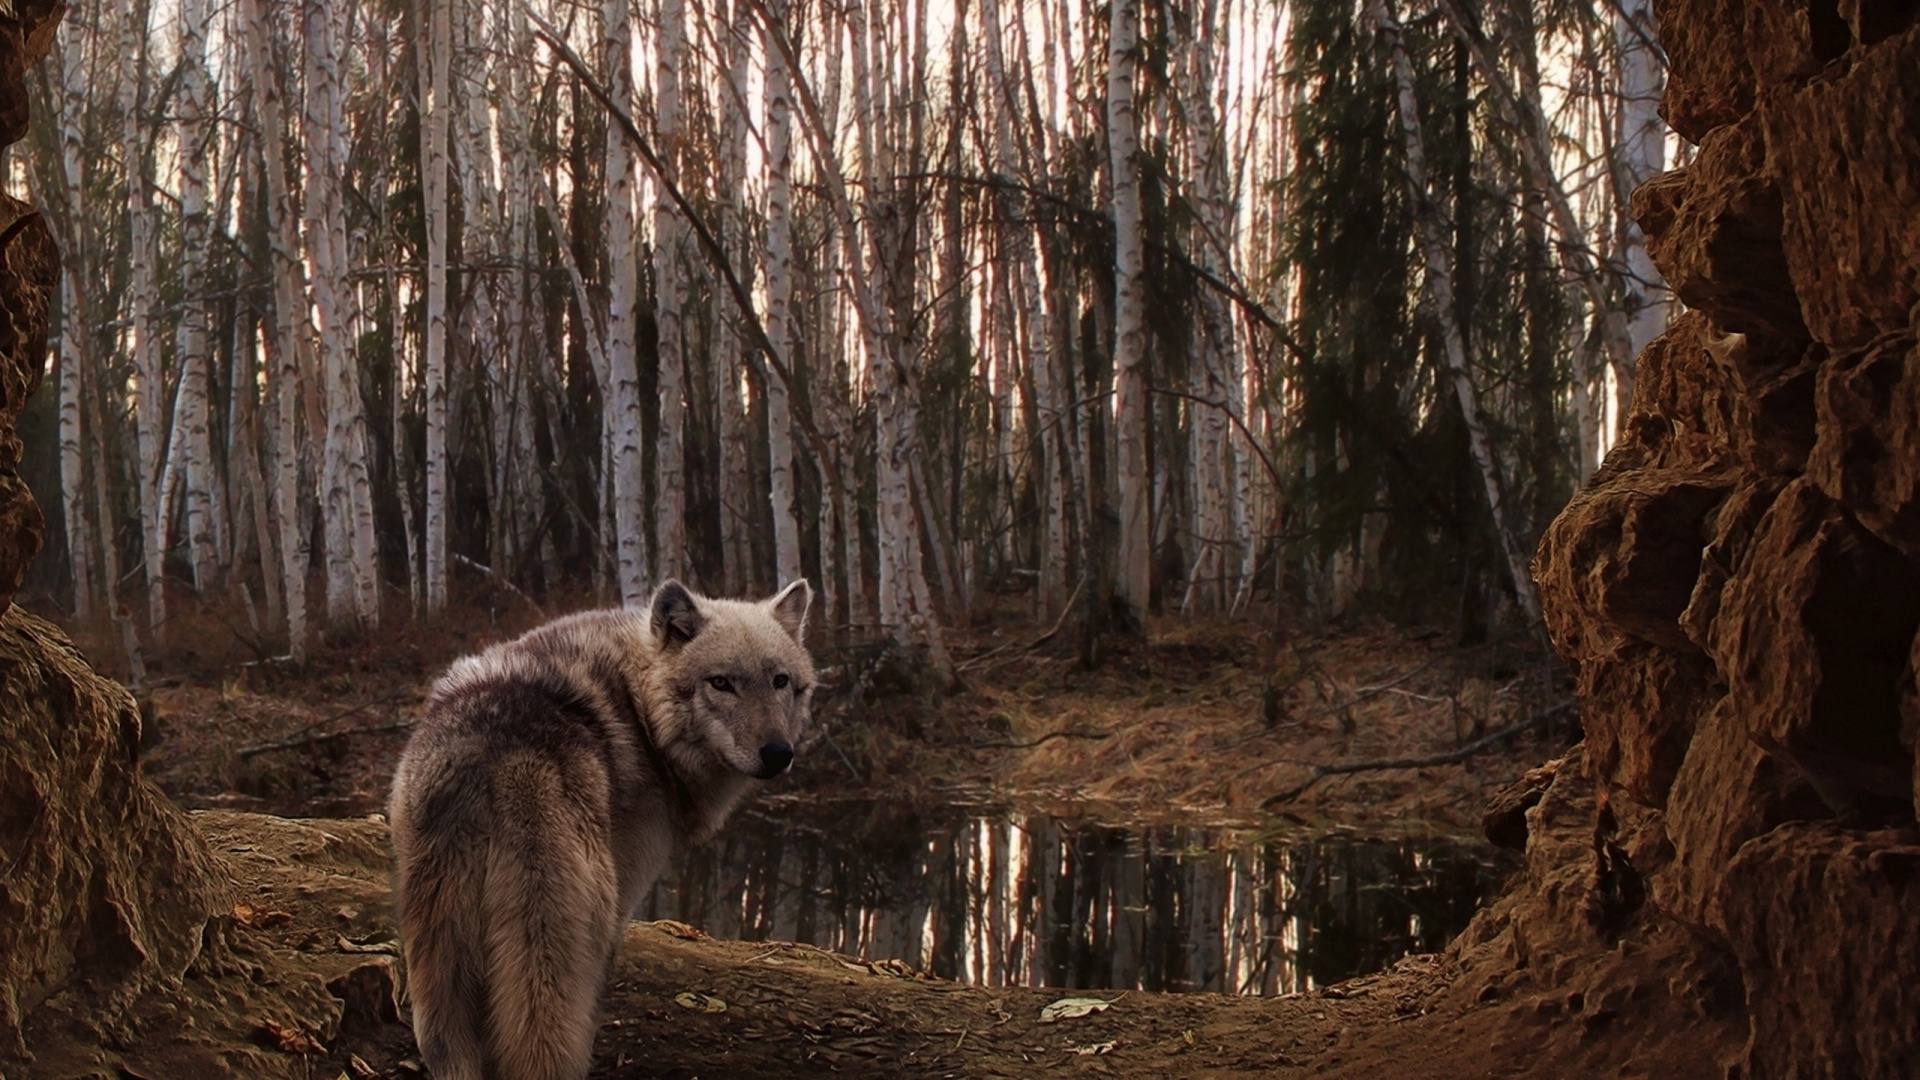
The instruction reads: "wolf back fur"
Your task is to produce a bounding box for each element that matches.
[389,580,814,1080]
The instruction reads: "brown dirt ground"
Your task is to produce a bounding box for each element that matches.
[20,807,1735,1080]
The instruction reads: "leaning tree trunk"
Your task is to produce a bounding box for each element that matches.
[1369,0,1542,625]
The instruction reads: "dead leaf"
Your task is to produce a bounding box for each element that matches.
[258,1017,325,1054]
[346,1054,379,1079]
[673,991,728,1013]
[232,903,293,929]
[1039,997,1113,1023]
[1071,1040,1118,1055]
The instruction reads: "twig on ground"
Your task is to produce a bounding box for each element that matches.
[453,553,549,619]
[238,691,413,758]
[971,728,1113,751]
[238,714,418,757]
[1259,699,1577,808]
[956,577,1086,673]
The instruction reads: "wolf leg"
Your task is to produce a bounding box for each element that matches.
[482,753,623,1080]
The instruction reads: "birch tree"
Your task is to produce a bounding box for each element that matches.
[174,0,221,596]
[761,0,803,588]
[306,0,381,631]
[649,0,689,592]
[1108,0,1152,624]
[243,0,311,660]
[51,24,93,622]
[421,0,451,616]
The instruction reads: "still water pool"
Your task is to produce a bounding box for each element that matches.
[636,800,1517,994]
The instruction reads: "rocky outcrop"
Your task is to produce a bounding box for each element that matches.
[0,2,229,1072]
[0,0,62,613]
[1528,3,1920,1076]
[0,609,224,1064]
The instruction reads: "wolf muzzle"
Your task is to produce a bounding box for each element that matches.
[756,741,794,779]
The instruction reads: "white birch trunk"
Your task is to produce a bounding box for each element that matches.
[762,0,803,588]
[1108,0,1152,624]
[52,26,93,622]
[717,0,755,595]
[1371,0,1542,625]
[120,0,167,640]
[648,0,688,591]
[1615,0,1667,362]
[421,0,452,616]
[244,0,310,661]
[603,0,649,605]
[306,0,381,631]
[175,0,220,596]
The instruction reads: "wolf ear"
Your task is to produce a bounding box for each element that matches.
[767,579,812,643]
[650,580,705,648]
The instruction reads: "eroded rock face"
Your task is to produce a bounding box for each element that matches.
[1530,5,1920,1076]
[0,0,62,613]
[0,1,226,1071]
[0,610,224,1062]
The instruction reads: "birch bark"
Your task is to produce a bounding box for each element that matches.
[421,0,451,616]
[306,0,381,630]
[762,0,803,588]
[175,0,220,595]
[120,0,167,639]
[1107,0,1152,624]
[604,0,649,605]
[1615,0,1667,360]
[649,0,688,590]
[244,0,310,660]
[52,26,93,621]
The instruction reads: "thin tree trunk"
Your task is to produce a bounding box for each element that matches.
[307,0,380,631]
[1614,0,1666,361]
[1108,0,1152,625]
[173,0,221,598]
[1370,0,1542,625]
[603,0,649,605]
[649,0,688,591]
[243,0,309,660]
[761,0,803,588]
[717,0,756,594]
[120,0,167,641]
[421,0,451,617]
[52,25,93,623]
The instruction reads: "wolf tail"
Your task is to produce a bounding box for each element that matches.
[478,754,623,1080]
[399,752,621,1080]
[396,824,491,1080]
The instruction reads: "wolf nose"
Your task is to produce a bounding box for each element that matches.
[758,741,794,777]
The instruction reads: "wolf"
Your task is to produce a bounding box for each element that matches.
[387,579,814,1080]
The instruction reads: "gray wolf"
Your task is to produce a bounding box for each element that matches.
[388,579,814,1080]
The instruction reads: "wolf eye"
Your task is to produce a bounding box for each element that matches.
[706,675,735,694]
[773,674,790,690]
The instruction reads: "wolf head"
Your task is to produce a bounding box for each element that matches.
[646,579,814,780]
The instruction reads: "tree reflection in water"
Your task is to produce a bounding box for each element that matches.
[637,802,1517,993]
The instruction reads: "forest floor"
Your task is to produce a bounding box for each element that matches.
[25,603,1662,1080]
[26,806,1728,1080]
[112,600,1575,838]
